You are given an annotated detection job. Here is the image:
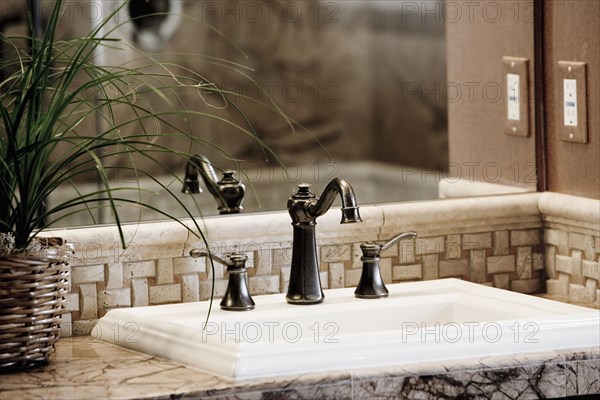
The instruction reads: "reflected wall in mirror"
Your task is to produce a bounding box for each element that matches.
[0,0,537,227]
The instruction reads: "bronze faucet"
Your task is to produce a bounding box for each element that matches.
[286,178,362,305]
[189,249,255,311]
[182,154,245,214]
[355,232,417,298]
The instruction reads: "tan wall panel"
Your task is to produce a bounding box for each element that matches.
[544,0,600,200]
[447,0,536,188]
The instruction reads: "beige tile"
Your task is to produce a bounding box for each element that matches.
[149,284,181,304]
[104,263,123,289]
[493,231,509,256]
[321,243,352,263]
[462,233,492,250]
[123,260,155,278]
[328,262,345,289]
[134,245,183,263]
[249,275,280,295]
[351,243,364,269]
[60,313,72,337]
[532,252,544,271]
[571,250,584,286]
[131,278,148,307]
[439,259,468,278]
[320,271,329,290]
[510,278,541,294]
[205,260,224,280]
[72,264,104,284]
[586,278,598,292]
[156,258,174,284]
[493,273,510,290]
[273,248,293,268]
[380,241,398,258]
[545,246,557,279]
[544,229,568,255]
[558,272,571,285]
[555,254,572,275]
[510,229,541,246]
[486,254,515,274]
[469,249,487,283]
[345,268,362,287]
[393,264,422,281]
[79,283,98,320]
[380,258,392,284]
[445,234,462,259]
[98,288,131,308]
[569,233,596,261]
[546,278,568,297]
[254,248,273,275]
[422,254,439,280]
[516,246,532,279]
[582,260,599,280]
[568,283,596,304]
[243,251,256,270]
[415,237,445,255]
[399,237,416,264]
[173,256,205,275]
[279,266,291,283]
[544,228,561,246]
[200,279,228,301]
[65,293,79,312]
[181,274,200,303]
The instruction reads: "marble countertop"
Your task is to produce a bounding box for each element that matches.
[1,337,599,400]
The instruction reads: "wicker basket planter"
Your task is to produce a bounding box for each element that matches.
[0,239,72,372]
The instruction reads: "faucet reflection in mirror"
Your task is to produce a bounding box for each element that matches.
[182,154,245,214]
[287,178,362,305]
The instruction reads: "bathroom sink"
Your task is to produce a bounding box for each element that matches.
[95,279,599,380]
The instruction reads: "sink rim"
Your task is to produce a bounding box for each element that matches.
[95,278,599,380]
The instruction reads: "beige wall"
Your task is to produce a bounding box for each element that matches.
[544,0,600,200]
[446,0,536,189]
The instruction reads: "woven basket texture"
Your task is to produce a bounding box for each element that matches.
[0,250,70,371]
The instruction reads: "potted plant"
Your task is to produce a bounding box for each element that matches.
[0,0,287,371]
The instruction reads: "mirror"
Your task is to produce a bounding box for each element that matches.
[2,0,536,227]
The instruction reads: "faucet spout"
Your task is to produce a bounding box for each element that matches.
[182,154,245,214]
[307,178,362,223]
[286,178,362,305]
[182,154,219,195]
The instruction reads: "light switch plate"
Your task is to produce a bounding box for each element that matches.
[558,61,588,143]
[502,57,530,137]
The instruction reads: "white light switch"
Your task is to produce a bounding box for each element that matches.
[558,61,587,143]
[502,56,529,137]
[563,79,578,127]
[507,73,521,121]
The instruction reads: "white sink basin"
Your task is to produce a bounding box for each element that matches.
[95,279,599,380]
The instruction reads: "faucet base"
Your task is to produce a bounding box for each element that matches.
[285,294,324,305]
[286,224,324,305]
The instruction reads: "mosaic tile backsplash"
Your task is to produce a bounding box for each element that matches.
[51,192,599,337]
[544,227,600,304]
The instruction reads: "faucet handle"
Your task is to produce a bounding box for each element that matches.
[361,231,417,257]
[189,249,229,265]
[355,232,416,299]
[380,231,417,252]
[189,249,250,268]
[189,249,255,311]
